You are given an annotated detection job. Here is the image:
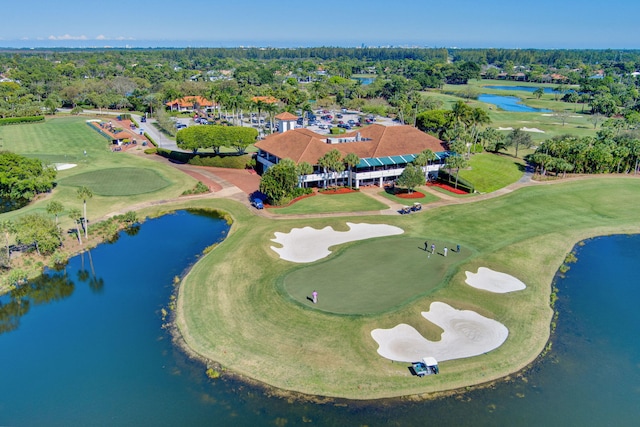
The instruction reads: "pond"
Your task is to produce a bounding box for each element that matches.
[1,210,639,425]
[353,76,375,85]
[478,94,552,113]
[484,85,559,94]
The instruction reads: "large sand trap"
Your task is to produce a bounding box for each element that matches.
[54,163,77,171]
[498,126,544,133]
[465,267,526,293]
[270,222,404,263]
[371,302,508,363]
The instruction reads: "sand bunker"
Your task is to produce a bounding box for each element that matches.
[270,222,404,263]
[498,126,544,133]
[371,302,508,363]
[54,163,77,171]
[465,267,526,293]
[521,127,545,133]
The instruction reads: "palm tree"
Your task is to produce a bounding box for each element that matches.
[0,220,16,267]
[296,162,313,188]
[68,208,83,244]
[76,186,93,239]
[46,201,64,230]
[344,152,360,188]
[444,155,468,189]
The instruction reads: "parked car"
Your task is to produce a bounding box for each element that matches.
[140,116,147,123]
[175,123,187,129]
[251,198,264,209]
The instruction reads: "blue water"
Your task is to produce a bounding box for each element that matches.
[484,85,558,94]
[353,76,375,85]
[1,210,639,426]
[478,94,552,113]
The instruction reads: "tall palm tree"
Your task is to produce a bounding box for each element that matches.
[76,186,93,239]
[344,153,360,188]
[46,201,64,230]
[68,208,83,244]
[0,220,16,267]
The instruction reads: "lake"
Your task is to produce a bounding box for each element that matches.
[478,94,552,113]
[484,85,558,94]
[1,210,639,426]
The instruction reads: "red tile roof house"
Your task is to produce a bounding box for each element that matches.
[254,121,449,189]
[165,96,216,112]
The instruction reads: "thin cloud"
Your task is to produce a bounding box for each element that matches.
[48,34,88,41]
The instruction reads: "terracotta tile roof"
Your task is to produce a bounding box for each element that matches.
[254,124,446,164]
[165,96,214,108]
[275,112,299,121]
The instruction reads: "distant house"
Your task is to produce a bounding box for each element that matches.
[165,96,215,112]
[255,122,448,188]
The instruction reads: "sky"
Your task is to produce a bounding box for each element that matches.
[1,0,639,49]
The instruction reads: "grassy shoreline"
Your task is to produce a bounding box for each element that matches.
[174,176,640,399]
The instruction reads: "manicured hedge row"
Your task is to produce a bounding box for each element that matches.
[0,116,45,126]
[155,148,252,169]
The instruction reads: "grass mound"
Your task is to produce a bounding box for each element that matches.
[59,167,171,196]
[282,237,466,314]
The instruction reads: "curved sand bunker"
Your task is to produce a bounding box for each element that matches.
[54,163,77,171]
[465,267,526,293]
[371,302,508,363]
[270,222,404,263]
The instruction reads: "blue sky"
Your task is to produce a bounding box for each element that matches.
[1,0,639,49]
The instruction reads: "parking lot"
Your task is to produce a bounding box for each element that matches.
[304,109,399,134]
[177,109,398,136]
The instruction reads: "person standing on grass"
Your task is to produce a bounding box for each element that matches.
[312,290,318,304]
[444,247,448,257]
[431,244,435,254]
[424,241,429,251]
[456,244,460,253]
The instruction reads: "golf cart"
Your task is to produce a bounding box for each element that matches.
[411,357,439,377]
[412,202,422,211]
[401,206,412,214]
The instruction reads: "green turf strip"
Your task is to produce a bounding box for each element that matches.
[58,167,170,196]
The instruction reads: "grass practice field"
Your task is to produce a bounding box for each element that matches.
[283,237,470,314]
[0,116,196,227]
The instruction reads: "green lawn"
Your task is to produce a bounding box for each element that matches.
[59,168,171,196]
[283,237,468,314]
[267,192,388,214]
[424,79,598,147]
[176,177,640,399]
[0,116,196,228]
[459,152,525,193]
[378,189,440,205]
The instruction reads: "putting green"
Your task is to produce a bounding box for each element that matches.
[58,167,171,196]
[282,237,469,314]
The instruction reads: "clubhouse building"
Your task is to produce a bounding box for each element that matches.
[254,114,449,188]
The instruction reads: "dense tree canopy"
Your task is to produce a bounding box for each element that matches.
[0,151,56,211]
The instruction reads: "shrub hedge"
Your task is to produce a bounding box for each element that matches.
[155,148,252,169]
[0,116,45,126]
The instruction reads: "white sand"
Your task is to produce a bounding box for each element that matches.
[521,127,545,133]
[371,302,508,363]
[54,163,77,171]
[270,222,404,263]
[498,126,544,133]
[465,267,527,293]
